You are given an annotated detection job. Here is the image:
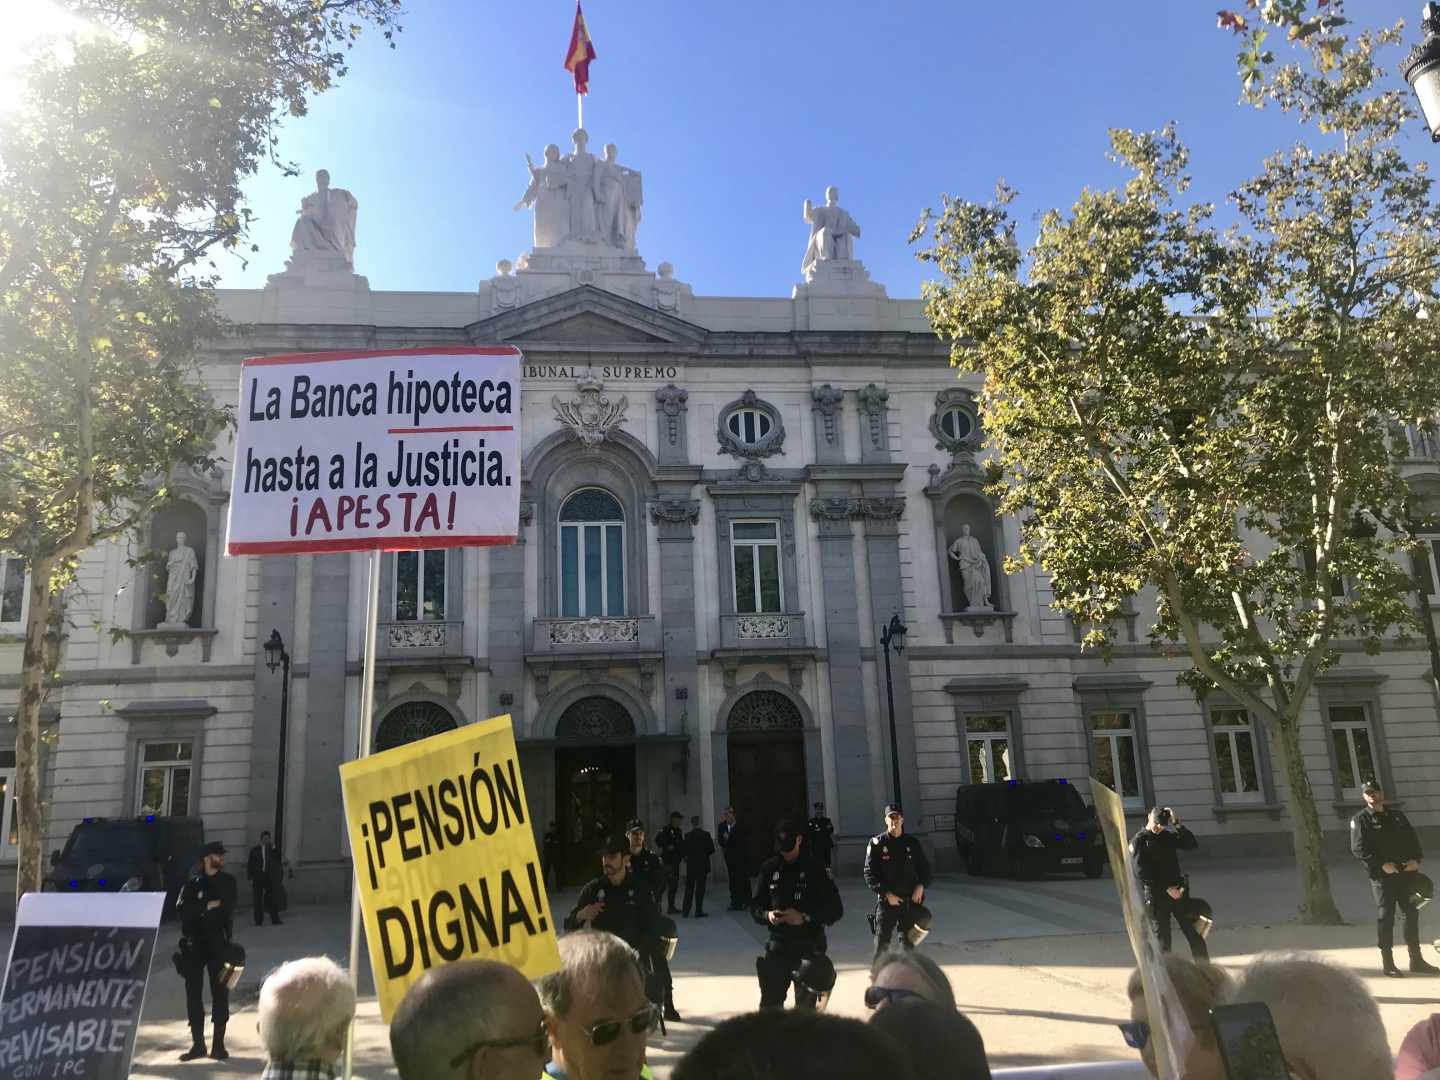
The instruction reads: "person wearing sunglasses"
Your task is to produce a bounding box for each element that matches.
[1121,954,1232,1080]
[751,819,843,1010]
[867,949,955,1011]
[538,931,658,1080]
[389,958,549,1080]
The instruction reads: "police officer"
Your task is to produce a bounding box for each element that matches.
[751,819,843,1010]
[863,805,932,962]
[1350,778,1439,977]
[1130,806,1208,961]
[806,802,835,874]
[624,820,682,1021]
[656,811,686,914]
[176,840,237,1061]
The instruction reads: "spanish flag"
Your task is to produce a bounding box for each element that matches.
[564,2,597,95]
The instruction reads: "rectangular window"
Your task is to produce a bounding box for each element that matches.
[559,522,625,617]
[965,713,1011,784]
[0,555,27,629]
[1329,705,1377,800]
[731,521,783,614]
[1211,708,1263,804]
[137,740,194,817]
[0,750,17,861]
[394,550,446,622]
[1090,710,1143,809]
[1419,536,1440,601]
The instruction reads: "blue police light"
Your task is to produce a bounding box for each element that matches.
[97,879,106,886]
[68,880,79,889]
[1057,779,1068,784]
[1055,835,1063,841]
[145,815,155,823]
[1079,832,1087,840]
[83,817,94,824]
[1008,780,1018,786]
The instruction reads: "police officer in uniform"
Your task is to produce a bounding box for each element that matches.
[624,819,682,1021]
[751,819,843,1009]
[806,802,835,874]
[863,805,932,962]
[1130,806,1208,961]
[176,840,238,1061]
[656,811,686,914]
[1350,778,1439,977]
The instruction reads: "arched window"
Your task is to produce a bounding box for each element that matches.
[938,406,974,443]
[559,489,625,617]
[375,701,458,752]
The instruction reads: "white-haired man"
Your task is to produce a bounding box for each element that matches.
[257,956,356,1080]
[538,931,657,1080]
[389,959,548,1080]
[1227,952,1392,1080]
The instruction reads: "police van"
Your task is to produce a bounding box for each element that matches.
[954,780,1105,879]
[45,815,204,915]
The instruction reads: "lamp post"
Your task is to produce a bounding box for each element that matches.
[1403,3,1440,140]
[879,614,908,808]
[263,629,291,854]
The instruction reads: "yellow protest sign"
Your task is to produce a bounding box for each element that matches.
[1089,778,1192,1080]
[340,714,560,1019]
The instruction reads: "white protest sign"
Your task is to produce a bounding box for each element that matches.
[226,346,522,555]
[0,892,166,1080]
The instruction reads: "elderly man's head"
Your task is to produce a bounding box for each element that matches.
[1125,954,1233,1080]
[674,1010,916,1080]
[1228,952,1390,1080]
[389,959,546,1080]
[538,931,653,1080]
[257,956,356,1067]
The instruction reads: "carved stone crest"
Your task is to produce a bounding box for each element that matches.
[812,384,844,446]
[649,499,701,525]
[656,384,688,448]
[857,496,906,520]
[553,369,628,447]
[858,383,889,451]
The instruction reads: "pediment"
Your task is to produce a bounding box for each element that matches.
[467,285,708,348]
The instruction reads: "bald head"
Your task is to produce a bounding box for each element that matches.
[390,960,544,1080]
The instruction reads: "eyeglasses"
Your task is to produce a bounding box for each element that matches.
[583,1003,659,1047]
[1118,1021,1150,1051]
[863,986,929,1010]
[448,1020,549,1070]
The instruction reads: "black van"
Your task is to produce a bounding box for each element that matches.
[954,780,1105,879]
[45,816,205,914]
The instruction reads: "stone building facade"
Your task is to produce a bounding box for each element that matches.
[2,141,1439,900]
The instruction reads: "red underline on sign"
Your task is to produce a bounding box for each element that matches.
[386,425,516,434]
[241,345,522,367]
[228,535,518,555]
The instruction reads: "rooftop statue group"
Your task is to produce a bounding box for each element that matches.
[514,129,643,251]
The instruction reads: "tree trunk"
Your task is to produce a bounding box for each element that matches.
[15,556,54,901]
[1269,712,1345,924]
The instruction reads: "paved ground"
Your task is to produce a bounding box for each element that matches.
[109,857,1440,1077]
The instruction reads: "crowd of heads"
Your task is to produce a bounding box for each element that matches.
[254,935,1440,1080]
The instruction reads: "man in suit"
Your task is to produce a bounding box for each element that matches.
[246,830,284,926]
[682,815,716,917]
[719,806,750,911]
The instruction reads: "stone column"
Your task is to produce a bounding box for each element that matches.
[653,466,702,810]
[488,501,532,728]
[810,489,872,859]
[858,493,922,825]
[301,554,351,865]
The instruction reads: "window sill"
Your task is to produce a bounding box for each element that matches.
[940,610,1016,644]
[129,626,218,664]
[1211,802,1284,823]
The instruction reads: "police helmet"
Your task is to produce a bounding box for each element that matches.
[1177,896,1215,939]
[1406,873,1435,911]
[904,902,934,947]
[773,819,800,854]
[793,954,837,1010]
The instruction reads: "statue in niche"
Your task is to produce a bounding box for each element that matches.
[161,532,200,627]
[801,185,861,276]
[289,169,358,266]
[493,259,519,310]
[948,524,993,611]
[514,144,570,248]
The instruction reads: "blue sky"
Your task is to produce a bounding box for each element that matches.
[219,1,1428,299]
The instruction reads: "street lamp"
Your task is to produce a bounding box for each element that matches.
[1403,3,1440,141]
[263,629,291,854]
[879,613,908,808]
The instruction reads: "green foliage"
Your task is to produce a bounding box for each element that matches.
[912,22,1440,714]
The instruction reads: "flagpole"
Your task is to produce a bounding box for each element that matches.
[577,93,583,131]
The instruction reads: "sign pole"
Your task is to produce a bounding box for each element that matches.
[343,547,383,1080]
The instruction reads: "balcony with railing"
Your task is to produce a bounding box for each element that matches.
[718,611,809,650]
[529,614,661,657]
[378,620,465,660]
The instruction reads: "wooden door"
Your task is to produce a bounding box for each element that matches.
[727,733,807,869]
[556,746,635,887]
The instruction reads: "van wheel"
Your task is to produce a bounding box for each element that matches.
[963,845,983,876]
[1083,857,1103,879]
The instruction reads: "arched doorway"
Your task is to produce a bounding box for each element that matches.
[555,696,637,886]
[374,701,457,752]
[726,689,807,870]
